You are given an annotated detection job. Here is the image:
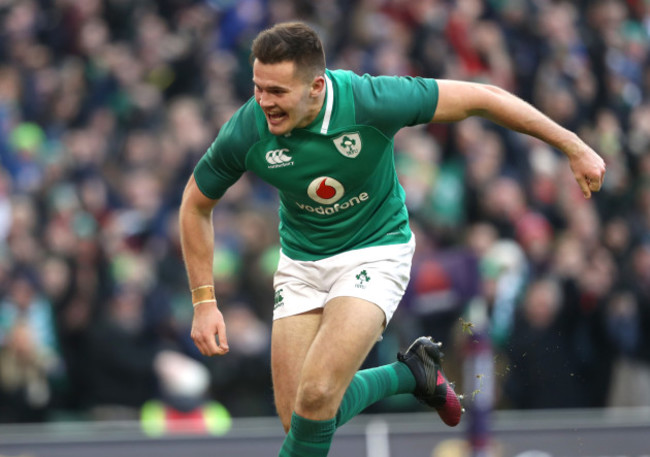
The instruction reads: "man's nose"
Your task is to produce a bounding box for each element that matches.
[257,92,272,107]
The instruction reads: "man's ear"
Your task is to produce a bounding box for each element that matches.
[310,75,326,97]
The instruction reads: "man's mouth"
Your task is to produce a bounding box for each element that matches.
[266,111,287,125]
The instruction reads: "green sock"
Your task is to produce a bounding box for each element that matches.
[336,361,416,427]
[278,412,336,457]
[277,362,415,456]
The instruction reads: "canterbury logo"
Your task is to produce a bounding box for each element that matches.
[265,148,293,168]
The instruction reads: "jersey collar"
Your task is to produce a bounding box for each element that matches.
[320,73,334,134]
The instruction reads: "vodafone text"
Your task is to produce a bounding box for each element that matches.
[296,192,369,215]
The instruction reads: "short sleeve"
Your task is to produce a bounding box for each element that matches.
[193,99,259,199]
[351,73,439,137]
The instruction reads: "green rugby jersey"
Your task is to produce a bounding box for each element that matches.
[194,69,439,261]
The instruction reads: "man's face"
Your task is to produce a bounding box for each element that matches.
[253,59,322,136]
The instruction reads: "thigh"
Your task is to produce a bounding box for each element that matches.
[271,308,322,431]
[294,296,386,419]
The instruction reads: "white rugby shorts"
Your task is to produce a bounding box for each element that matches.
[272,236,416,325]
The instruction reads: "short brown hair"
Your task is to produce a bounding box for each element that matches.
[251,22,326,82]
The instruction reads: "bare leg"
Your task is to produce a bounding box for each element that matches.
[272,308,323,432]
[293,296,385,420]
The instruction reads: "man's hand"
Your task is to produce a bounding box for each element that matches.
[566,141,606,199]
[191,301,229,356]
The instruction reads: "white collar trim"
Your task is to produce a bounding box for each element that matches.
[320,74,334,134]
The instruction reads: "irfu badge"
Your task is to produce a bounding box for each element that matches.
[333,132,362,158]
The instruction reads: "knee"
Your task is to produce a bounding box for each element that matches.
[295,379,340,416]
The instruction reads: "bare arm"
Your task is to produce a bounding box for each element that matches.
[432,80,606,198]
[179,174,229,356]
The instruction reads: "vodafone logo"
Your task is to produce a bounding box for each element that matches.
[298,176,369,216]
[307,177,344,204]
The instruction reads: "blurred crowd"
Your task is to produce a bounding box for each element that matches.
[0,0,649,426]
